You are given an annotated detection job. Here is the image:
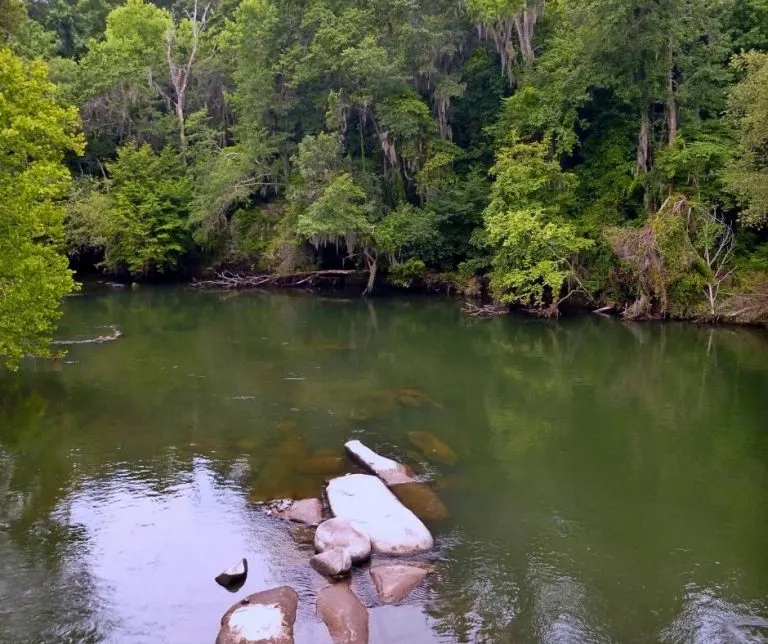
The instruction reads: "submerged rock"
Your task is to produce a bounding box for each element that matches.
[216,586,298,644]
[295,453,346,476]
[215,558,248,592]
[406,431,458,465]
[310,547,352,578]
[389,482,449,522]
[289,524,316,546]
[370,565,429,604]
[276,498,323,525]
[316,582,369,644]
[344,440,414,485]
[326,474,433,555]
[315,518,371,563]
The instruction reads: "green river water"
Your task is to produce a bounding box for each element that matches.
[1,286,767,643]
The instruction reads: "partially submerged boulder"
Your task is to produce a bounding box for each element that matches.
[325,474,433,555]
[389,482,449,522]
[370,565,429,605]
[276,498,323,525]
[310,547,352,579]
[289,524,316,546]
[344,440,414,485]
[316,582,369,644]
[406,431,458,465]
[315,518,371,563]
[215,558,248,592]
[216,586,298,644]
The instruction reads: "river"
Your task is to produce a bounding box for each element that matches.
[1,286,767,643]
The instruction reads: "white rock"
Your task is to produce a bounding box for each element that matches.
[326,474,433,555]
[310,547,352,578]
[344,440,413,485]
[216,586,298,644]
[315,518,371,563]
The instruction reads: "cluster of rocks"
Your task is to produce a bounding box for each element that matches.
[216,438,453,643]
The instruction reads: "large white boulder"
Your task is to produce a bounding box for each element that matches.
[325,474,433,554]
[216,586,298,644]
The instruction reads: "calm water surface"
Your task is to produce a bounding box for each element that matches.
[1,287,767,643]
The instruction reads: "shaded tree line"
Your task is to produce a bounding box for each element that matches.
[2,0,768,367]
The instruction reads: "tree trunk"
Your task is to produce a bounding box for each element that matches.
[363,247,377,295]
[635,112,651,175]
[175,95,186,151]
[666,40,677,146]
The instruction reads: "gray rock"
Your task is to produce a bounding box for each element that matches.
[326,474,433,555]
[314,518,371,563]
[344,440,414,485]
[316,582,369,644]
[370,565,429,604]
[289,524,316,546]
[216,586,298,644]
[310,547,352,578]
[277,498,323,525]
[215,558,248,592]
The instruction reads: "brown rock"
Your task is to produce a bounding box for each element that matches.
[310,547,351,578]
[406,431,458,465]
[216,586,298,644]
[289,524,316,546]
[316,582,369,644]
[389,482,449,521]
[277,498,323,525]
[370,565,429,605]
[295,454,346,475]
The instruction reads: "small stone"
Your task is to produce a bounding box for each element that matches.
[370,565,429,604]
[215,558,248,592]
[316,582,369,644]
[277,498,323,525]
[315,518,371,564]
[310,548,352,578]
[216,586,298,644]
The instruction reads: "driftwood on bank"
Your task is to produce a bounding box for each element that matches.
[462,302,508,318]
[193,270,361,290]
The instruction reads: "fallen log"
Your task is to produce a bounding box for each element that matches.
[193,270,361,290]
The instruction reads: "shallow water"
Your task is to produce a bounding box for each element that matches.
[1,286,767,643]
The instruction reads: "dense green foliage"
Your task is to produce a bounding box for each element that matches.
[2,0,768,369]
[0,46,83,369]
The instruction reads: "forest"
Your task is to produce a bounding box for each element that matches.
[2,0,768,367]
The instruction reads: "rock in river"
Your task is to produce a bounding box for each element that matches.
[315,518,371,563]
[344,440,414,485]
[216,586,298,644]
[406,430,459,465]
[389,482,449,522]
[215,558,248,592]
[316,582,369,644]
[370,565,429,604]
[276,498,323,525]
[310,547,352,578]
[326,474,434,555]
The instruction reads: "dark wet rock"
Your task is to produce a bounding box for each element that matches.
[289,524,316,546]
[314,518,371,563]
[216,585,298,644]
[295,453,346,475]
[276,498,323,525]
[389,482,449,522]
[316,582,369,644]
[406,431,458,465]
[310,547,352,578]
[215,558,248,592]
[344,440,414,486]
[326,474,433,555]
[370,565,429,604]
[396,388,431,407]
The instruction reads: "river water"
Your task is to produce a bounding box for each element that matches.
[1,287,767,643]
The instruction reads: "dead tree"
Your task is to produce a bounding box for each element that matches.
[700,211,735,316]
[162,0,210,151]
